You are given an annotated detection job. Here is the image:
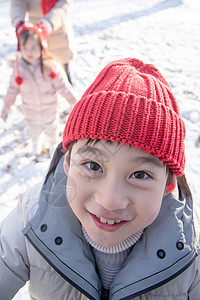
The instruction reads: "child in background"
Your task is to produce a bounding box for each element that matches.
[11,0,75,84]
[1,23,77,156]
[0,58,199,299]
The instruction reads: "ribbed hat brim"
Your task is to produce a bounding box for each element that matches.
[63,90,185,176]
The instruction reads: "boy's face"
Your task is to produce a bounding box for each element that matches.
[20,35,41,64]
[64,139,174,247]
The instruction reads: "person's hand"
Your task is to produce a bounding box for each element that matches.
[37,20,52,41]
[1,105,10,119]
[15,20,24,33]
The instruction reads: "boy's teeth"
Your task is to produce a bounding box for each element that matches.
[100,217,109,224]
[107,220,115,225]
[98,217,122,224]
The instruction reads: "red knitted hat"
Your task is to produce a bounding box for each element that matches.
[63,58,185,176]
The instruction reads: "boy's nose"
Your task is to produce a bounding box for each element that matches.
[95,181,129,211]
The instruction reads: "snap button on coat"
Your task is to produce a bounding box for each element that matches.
[176,241,184,250]
[55,237,63,245]
[157,249,166,259]
[40,224,47,232]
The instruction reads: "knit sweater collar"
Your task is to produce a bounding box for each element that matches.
[82,225,143,254]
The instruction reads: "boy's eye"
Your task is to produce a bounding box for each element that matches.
[131,171,150,179]
[84,162,102,172]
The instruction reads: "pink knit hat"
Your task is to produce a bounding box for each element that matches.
[63,58,185,176]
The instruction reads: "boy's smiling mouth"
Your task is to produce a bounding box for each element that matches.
[97,216,122,225]
[89,213,128,232]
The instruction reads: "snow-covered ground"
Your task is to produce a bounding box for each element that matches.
[0,0,200,298]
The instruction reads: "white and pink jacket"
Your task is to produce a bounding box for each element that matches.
[3,57,77,122]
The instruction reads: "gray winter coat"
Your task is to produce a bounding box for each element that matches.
[0,145,200,299]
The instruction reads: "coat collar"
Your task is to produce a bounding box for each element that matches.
[23,147,198,300]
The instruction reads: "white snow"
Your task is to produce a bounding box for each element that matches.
[0,0,199,298]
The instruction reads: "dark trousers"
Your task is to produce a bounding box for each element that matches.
[64,63,73,85]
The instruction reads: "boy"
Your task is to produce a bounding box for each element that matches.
[0,58,200,299]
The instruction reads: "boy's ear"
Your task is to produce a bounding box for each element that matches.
[63,153,70,175]
[164,174,176,196]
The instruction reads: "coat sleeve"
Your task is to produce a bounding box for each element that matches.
[10,0,27,26]
[4,64,20,108]
[189,206,200,298]
[43,0,73,31]
[188,255,200,299]
[51,60,78,105]
[0,193,30,299]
